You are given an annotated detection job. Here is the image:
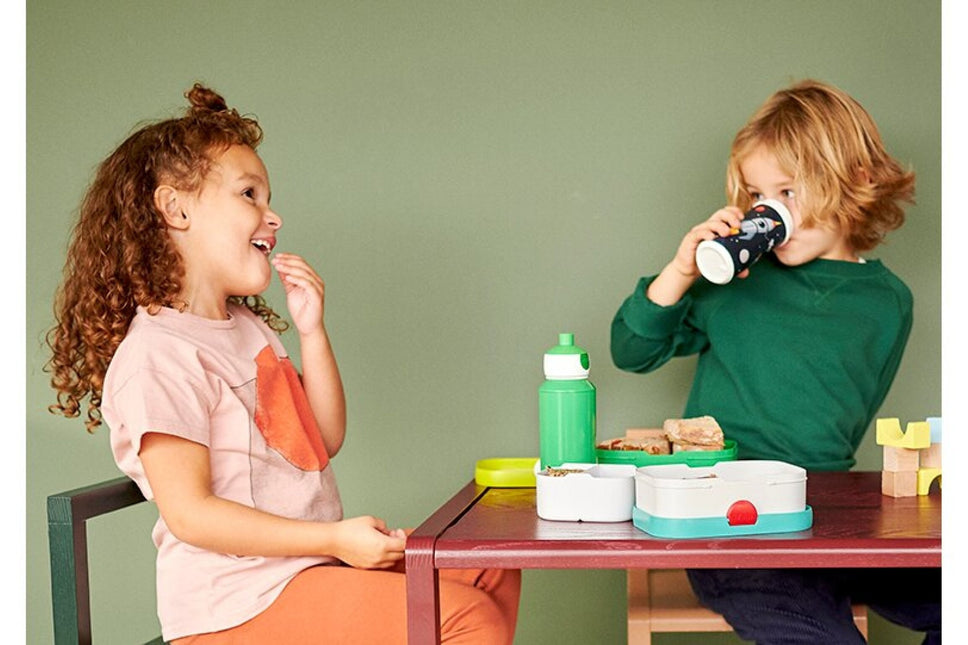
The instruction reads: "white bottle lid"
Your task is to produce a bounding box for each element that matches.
[543,333,590,380]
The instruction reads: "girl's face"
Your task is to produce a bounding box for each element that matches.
[176,144,282,317]
[739,145,856,266]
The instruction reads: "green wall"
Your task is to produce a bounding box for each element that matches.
[26,2,940,643]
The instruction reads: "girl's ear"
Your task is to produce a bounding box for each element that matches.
[154,185,190,230]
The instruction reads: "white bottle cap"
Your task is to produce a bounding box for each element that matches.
[543,332,590,380]
[695,240,735,285]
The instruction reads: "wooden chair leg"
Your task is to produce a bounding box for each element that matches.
[628,568,868,643]
[627,568,652,645]
[852,604,868,640]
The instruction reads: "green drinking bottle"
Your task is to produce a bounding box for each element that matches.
[539,333,596,469]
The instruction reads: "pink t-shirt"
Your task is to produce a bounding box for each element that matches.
[103,304,343,641]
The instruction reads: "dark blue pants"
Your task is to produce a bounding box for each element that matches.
[686,568,941,644]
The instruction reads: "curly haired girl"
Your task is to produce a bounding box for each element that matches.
[48,83,284,433]
[47,84,520,644]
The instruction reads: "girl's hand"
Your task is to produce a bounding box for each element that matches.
[271,253,326,336]
[330,516,407,569]
[669,206,746,279]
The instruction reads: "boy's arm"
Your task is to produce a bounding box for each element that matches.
[610,279,707,373]
[139,432,403,565]
[272,253,347,457]
[648,205,747,305]
[611,207,742,371]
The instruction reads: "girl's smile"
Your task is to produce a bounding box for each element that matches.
[168,144,283,318]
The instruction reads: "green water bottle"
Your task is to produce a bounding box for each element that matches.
[539,333,596,469]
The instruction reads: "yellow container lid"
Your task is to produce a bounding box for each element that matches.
[475,458,539,487]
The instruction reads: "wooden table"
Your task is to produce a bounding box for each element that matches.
[405,471,941,644]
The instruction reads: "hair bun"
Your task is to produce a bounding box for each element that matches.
[184,83,229,113]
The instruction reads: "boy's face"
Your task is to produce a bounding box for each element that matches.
[739,146,856,265]
[176,144,283,315]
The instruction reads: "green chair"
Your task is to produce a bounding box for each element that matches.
[47,476,165,645]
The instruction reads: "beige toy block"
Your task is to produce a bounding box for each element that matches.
[882,445,920,472]
[881,470,918,497]
[920,443,942,469]
[876,418,931,449]
[917,468,942,495]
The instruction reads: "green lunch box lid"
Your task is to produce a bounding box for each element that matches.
[596,439,738,467]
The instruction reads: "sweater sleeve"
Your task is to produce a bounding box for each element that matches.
[610,276,710,374]
[863,279,915,427]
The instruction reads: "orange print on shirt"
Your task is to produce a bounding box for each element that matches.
[253,346,330,471]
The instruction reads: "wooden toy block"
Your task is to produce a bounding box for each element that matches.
[927,417,942,444]
[920,443,942,469]
[882,445,919,472]
[875,418,931,449]
[881,470,918,497]
[917,468,942,495]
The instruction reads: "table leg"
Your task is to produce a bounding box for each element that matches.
[406,534,441,645]
[406,482,488,644]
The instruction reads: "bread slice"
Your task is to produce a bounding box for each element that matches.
[663,416,724,447]
[596,435,671,455]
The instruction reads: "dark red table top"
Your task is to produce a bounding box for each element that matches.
[405,470,940,644]
[421,471,941,570]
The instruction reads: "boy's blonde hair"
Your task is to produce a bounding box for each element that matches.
[726,79,915,252]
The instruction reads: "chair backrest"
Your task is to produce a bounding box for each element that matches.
[47,476,164,645]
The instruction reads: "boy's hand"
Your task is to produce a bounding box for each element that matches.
[271,253,326,336]
[669,206,746,279]
[331,516,407,569]
[648,206,748,306]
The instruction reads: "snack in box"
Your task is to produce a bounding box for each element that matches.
[663,415,725,451]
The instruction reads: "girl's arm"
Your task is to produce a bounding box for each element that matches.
[647,206,746,305]
[271,253,347,457]
[139,432,405,565]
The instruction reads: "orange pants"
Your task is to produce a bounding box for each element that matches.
[173,564,521,644]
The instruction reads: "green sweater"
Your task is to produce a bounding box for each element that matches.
[610,255,913,471]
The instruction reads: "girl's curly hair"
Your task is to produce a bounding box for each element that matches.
[47,83,288,432]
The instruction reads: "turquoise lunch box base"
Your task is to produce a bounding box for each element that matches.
[632,504,813,539]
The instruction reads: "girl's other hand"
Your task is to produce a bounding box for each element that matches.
[331,516,407,569]
[271,253,326,336]
[669,206,746,279]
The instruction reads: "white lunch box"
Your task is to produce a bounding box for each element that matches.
[535,462,636,522]
[633,460,812,538]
